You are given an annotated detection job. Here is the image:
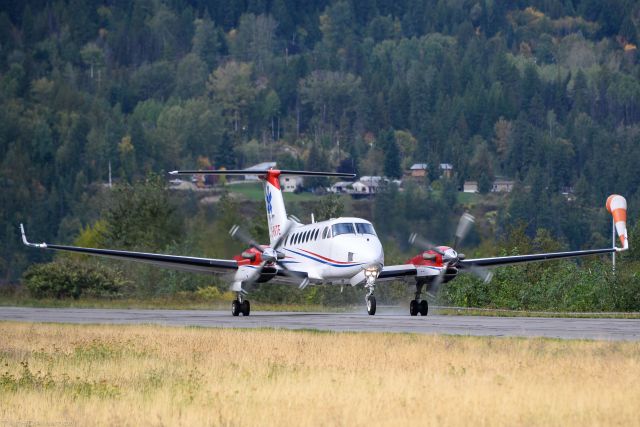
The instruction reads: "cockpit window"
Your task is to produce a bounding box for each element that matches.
[355,223,376,236]
[331,223,356,236]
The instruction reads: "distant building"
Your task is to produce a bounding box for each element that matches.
[330,181,353,193]
[491,178,515,193]
[353,176,384,194]
[282,176,303,192]
[409,163,428,178]
[440,163,453,178]
[463,181,478,193]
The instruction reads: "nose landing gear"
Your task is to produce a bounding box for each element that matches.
[364,268,379,315]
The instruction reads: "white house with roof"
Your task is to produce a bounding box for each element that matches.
[409,163,428,177]
[281,175,303,192]
[491,178,515,193]
[463,181,478,193]
[330,181,353,193]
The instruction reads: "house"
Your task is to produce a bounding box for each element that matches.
[352,176,385,194]
[463,181,478,193]
[409,163,428,178]
[282,176,303,192]
[491,178,515,193]
[330,181,353,194]
[440,163,453,178]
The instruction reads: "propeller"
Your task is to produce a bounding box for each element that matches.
[453,212,475,250]
[409,212,492,294]
[228,220,309,290]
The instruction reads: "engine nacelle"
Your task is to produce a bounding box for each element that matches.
[234,264,277,285]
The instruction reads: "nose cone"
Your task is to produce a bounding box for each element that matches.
[359,237,384,267]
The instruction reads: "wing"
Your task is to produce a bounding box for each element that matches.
[458,247,616,269]
[377,247,617,282]
[378,264,418,280]
[20,224,237,274]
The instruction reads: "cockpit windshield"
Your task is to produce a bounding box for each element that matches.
[331,223,356,236]
[355,223,376,235]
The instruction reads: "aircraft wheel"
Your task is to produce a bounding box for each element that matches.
[241,300,251,316]
[366,295,377,315]
[231,300,241,316]
[409,299,419,316]
[419,300,429,316]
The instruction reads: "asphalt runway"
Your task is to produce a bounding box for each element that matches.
[2,306,639,341]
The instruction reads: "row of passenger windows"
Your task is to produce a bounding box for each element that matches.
[285,223,376,246]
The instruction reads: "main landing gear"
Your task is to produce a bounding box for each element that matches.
[232,293,250,316]
[409,283,429,316]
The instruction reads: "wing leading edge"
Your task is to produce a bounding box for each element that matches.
[20,224,237,274]
[459,247,616,269]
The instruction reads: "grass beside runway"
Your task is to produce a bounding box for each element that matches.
[1,322,639,426]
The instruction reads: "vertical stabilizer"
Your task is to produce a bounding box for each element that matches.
[263,170,288,246]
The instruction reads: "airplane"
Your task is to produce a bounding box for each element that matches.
[20,169,629,317]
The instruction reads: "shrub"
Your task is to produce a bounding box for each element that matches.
[22,259,125,299]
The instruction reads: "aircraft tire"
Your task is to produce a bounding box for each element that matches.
[241,300,251,316]
[409,300,419,316]
[419,300,429,316]
[231,300,241,316]
[366,295,376,315]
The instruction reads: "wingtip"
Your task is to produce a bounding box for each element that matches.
[168,170,178,175]
[19,223,47,248]
[19,223,26,244]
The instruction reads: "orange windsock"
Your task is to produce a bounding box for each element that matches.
[606,194,628,249]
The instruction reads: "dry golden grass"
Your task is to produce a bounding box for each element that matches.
[1,322,639,426]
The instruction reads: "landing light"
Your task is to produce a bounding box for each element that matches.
[364,266,380,279]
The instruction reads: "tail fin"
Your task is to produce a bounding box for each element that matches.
[263,170,288,245]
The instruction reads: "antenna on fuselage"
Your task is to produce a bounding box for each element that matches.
[311,213,315,223]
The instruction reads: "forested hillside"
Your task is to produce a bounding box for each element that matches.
[1,0,640,287]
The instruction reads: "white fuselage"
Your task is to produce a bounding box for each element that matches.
[277,217,384,284]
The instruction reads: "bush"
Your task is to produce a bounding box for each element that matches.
[22,259,126,299]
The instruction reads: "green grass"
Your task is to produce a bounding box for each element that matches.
[0,295,352,312]
[457,191,481,205]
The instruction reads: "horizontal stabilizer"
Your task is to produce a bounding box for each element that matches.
[169,169,355,178]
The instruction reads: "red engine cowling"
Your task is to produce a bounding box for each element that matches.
[233,247,262,265]
[406,246,452,267]
[233,247,278,283]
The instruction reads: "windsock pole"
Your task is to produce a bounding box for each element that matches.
[612,216,616,273]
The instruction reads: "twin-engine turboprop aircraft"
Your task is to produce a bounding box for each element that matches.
[21,169,629,316]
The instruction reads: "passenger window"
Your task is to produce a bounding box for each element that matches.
[322,227,328,239]
[314,229,319,240]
